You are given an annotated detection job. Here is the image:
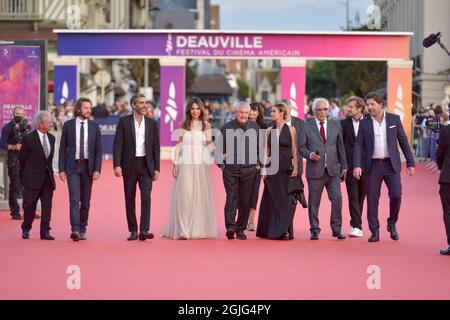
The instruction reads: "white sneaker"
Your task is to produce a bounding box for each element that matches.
[349,227,354,235]
[349,228,363,238]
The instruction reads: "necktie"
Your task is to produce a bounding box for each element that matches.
[42,134,49,158]
[80,122,85,160]
[320,121,326,144]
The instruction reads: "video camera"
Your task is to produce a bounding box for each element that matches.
[14,118,31,143]
[425,116,444,133]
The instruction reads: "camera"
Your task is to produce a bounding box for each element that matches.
[425,116,444,133]
[14,118,31,143]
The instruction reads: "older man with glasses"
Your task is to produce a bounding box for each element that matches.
[302,98,348,240]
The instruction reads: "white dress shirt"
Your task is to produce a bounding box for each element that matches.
[75,117,89,160]
[352,115,363,137]
[372,111,389,159]
[37,129,51,156]
[315,118,327,140]
[134,116,146,157]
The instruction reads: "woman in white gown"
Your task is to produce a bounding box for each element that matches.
[162,98,217,240]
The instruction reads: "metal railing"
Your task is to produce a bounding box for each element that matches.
[0,0,43,21]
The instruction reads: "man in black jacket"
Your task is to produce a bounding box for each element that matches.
[341,96,367,238]
[0,106,33,220]
[19,111,56,240]
[113,94,160,241]
[436,124,450,255]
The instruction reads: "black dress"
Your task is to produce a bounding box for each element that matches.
[256,123,296,240]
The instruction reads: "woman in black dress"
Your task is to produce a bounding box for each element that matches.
[247,102,267,231]
[257,104,298,240]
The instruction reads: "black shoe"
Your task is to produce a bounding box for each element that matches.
[79,233,87,241]
[127,232,138,241]
[236,231,247,240]
[226,229,235,240]
[387,224,399,241]
[440,247,450,255]
[40,233,55,241]
[22,231,30,239]
[70,232,80,242]
[34,214,41,219]
[139,231,154,241]
[12,213,23,220]
[310,231,319,240]
[368,230,380,242]
[332,232,346,240]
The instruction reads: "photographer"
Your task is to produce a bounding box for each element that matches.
[0,106,37,220]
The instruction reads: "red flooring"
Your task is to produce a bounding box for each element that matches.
[0,161,448,300]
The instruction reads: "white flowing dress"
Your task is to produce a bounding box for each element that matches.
[162,121,217,239]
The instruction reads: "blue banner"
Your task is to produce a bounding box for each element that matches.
[94,116,119,156]
[54,65,78,105]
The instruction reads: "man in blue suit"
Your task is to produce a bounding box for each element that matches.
[353,92,415,242]
[59,97,102,241]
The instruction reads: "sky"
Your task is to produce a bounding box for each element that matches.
[211,0,375,31]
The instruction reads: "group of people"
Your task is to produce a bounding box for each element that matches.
[2,92,449,255]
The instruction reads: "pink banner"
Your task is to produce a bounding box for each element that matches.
[281,65,306,119]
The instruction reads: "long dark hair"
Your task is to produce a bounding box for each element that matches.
[180,97,207,131]
[250,102,265,127]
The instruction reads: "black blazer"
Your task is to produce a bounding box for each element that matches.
[18,130,56,190]
[354,112,415,174]
[113,115,160,177]
[58,119,103,176]
[436,125,450,184]
[341,116,366,171]
[290,116,306,176]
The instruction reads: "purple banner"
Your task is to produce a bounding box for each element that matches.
[57,31,410,60]
[94,115,119,156]
[160,65,185,147]
[54,65,78,106]
[0,45,41,129]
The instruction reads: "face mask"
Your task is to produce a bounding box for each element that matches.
[14,116,23,124]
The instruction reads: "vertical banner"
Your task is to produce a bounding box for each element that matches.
[387,60,413,145]
[0,44,41,129]
[159,58,186,147]
[280,59,306,119]
[54,65,79,106]
[94,115,119,156]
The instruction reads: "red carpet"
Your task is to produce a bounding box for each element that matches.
[0,161,448,300]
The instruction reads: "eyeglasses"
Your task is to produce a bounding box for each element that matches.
[316,108,329,112]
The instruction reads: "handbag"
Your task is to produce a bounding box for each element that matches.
[287,176,308,208]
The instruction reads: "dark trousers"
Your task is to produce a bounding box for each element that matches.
[7,157,21,214]
[365,159,402,233]
[345,171,366,230]
[123,157,152,233]
[439,183,450,246]
[67,160,93,233]
[307,168,343,234]
[21,171,53,235]
[223,166,257,232]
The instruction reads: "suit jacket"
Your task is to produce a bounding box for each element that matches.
[290,116,306,176]
[340,116,367,171]
[58,118,103,176]
[301,118,347,179]
[18,130,56,190]
[113,115,160,177]
[436,124,450,184]
[353,112,415,174]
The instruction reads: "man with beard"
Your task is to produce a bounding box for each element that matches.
[59,97,103,241]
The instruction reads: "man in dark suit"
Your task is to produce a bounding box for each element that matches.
[59,97,102,241]
[436,124,450,255]
[302,98,348,240]
[113,94,160,241]
[341,96,367,238]
[354,92,415,242]
[217,101,260,240]
[19,111,56,240]
[0,106,34,220]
